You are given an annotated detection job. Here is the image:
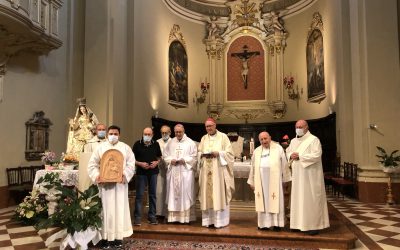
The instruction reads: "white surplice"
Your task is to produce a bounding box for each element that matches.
[286,131,330,231]
[156,137,171,217]
[163,134,197,223]
[88,141,135,241]
[198,130,235,228]
[79,137,107,192]
[247,142,291,228]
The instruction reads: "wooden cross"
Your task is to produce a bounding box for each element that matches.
[231,45,260,89]
[272,192,276,200]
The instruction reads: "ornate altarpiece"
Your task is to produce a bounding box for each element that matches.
[202,0,288,121]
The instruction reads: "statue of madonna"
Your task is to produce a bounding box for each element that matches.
[66,98,98,156]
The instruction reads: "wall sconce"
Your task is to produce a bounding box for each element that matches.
[283,76,303,101]
[193,80,210,108]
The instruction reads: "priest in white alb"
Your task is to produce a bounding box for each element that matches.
[247,131,291,230]
[198,118,235,228]
[156,125,172,219]
[163,124,197,223]
[286,119,329,235]
[88,125,135,248]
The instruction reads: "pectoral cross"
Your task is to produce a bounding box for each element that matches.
[272,192,276,200]
[175,146,183,159]
[231,45,260,89]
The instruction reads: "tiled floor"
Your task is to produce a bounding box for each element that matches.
[328,195,400,250]
[0,196,399,249]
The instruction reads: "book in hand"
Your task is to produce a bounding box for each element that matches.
[201,152,214,158]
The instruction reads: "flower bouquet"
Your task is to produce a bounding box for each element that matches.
[14,188,48,225]
[36,184,102,249]
[59,152,79,170]
[41,151,58,170]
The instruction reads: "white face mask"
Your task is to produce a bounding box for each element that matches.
[296,128,305,137]
[97,130,106,139]
[108,135,119,144]
[143,135,152,143]
[162,135,170,141]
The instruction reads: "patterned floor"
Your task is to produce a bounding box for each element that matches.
[0,196,399,250]
[328,196,400,250]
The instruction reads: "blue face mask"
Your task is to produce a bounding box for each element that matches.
[97,131,106,139]
[143,135,152,142]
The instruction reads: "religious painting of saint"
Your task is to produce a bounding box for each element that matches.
[168,40,188,108]
[306,29,326,103]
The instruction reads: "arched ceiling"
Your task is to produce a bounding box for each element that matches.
[163,0,316,23]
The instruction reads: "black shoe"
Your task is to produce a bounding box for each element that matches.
[101,241,111,249]
[272,226,281,231]
[134,218,141,226]
[148,217,158,225]
[305,230,319,236]
[112,239,123,248]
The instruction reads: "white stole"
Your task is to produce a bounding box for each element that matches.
[253,142,280,213]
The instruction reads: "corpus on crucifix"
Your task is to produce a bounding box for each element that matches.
[231,45,260,89]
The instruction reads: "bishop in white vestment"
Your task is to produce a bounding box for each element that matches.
[88,126,135,246]
[247,132,291,229]
[198,118,235,228]
[163,124,197,223]
[156,125,172,218]
[286,120,329,235]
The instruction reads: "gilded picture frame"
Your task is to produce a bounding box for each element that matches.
[306,12,326,103]
[168,25,188,108]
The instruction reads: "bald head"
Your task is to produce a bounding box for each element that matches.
[295,119,309,137]
[174,124,185,140]
[258,131,271,148]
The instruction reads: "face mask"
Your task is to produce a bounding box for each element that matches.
[97,131,106,139]
[108,135,119,144]
[162,135,170,141]
[143,135,152,143]
[296,128,304,137]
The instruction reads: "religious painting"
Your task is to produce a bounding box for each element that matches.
[168,40,188,108]
[25,111,52,161]
[99,149,124,183]
[306,12,326,103]
[227,36,265,101]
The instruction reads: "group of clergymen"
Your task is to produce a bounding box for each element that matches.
[85,118,330,249]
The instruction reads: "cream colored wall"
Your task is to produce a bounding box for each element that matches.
[131,0,210,140]
[282,0,330,121]
[353,0,400,173]
[0,0,85,187]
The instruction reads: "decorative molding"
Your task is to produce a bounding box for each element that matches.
[168,24,186,47]
[225,108,267,123]
[308,11,324,36]
[268,100,287,119]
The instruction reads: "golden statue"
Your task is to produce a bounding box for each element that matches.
[66,98,98,156]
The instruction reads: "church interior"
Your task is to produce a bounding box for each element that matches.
[0,0,399,249]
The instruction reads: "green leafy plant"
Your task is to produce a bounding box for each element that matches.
[14,172,102,235]
[35,184,102,235]
[376,146,400,167]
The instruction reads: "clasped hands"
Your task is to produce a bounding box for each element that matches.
[171,159,185,166]
[139,160,159,170]
[290,152,300,161]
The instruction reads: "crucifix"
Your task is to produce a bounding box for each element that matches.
[231,45,260,89]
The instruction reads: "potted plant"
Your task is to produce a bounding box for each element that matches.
[376,146,400,173]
